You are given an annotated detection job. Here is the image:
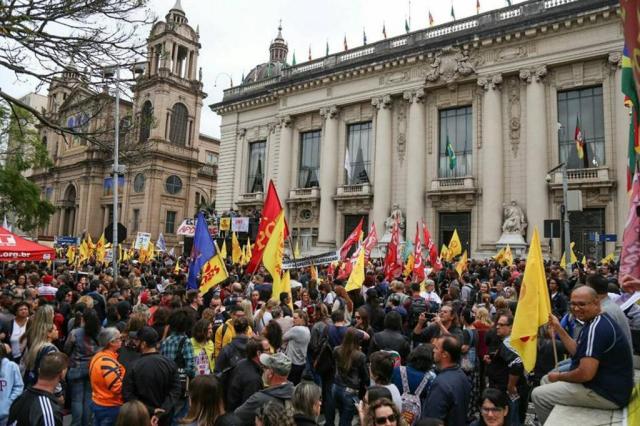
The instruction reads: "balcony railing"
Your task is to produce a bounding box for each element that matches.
[336,183,372,197]
[429,177,476,191]
[289,187,320,199]
[198,164,218,178]
[551,167,609,184]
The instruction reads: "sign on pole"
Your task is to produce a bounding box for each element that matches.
[231,217,250,233]
[134,232,151,250]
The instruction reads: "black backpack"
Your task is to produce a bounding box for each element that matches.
[409,297,427,328]
[313,326,335,377]
[215,345,243,396]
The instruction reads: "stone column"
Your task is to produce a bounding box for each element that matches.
[520,66,549,241]
[317,106,340,247]
[372,95,393,234]
[276,116,293,198]
[403,89,426,232]
[233,128,246,200]
[478,74,504,245]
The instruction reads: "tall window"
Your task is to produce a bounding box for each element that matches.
[139,101,153,143]
[298,130,321,188]
[169,103,188,146]
[165,210,177,234]
[557,86,604,169]
[247,141,266,193]
[132,209,140,232]
[346,122,372,185]
[439,107,473,178]
[205,151,218,165]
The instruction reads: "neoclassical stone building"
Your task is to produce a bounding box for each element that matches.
[212,0,626,259]
[30,2,219,248]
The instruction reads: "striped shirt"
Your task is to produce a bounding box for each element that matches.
[8,387,62,426]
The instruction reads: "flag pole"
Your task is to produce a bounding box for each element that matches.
[549,323,559,368]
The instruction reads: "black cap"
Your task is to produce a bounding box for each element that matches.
[131,326,158,346]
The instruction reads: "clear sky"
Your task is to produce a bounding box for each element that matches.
[0,0,523,138]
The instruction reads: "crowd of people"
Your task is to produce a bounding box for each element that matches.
[0,250,637,426]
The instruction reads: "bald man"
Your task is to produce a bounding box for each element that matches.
[532,286,634,424]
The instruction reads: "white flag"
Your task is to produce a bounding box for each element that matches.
[344,148,352,183]
[2,215,11,232]
[156,232,167,252]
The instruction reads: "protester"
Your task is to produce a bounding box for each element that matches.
[0,343,23,426]
[114,400,152,426]
[8,352,68,426]
[215,316,249,374]
[1,301,29,363]
[470,388,510,426]
[226,336,269,411]
[254,400,295,426]
[291,381,322,426]
[363,397,405,426]
[89,327,126,425]
[282,310,311,385]
[179,375,235,426]
[190,318,214,376]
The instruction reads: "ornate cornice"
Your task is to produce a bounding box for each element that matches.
[477,74,503,91]
[319,105,340,119]
[519,65,547,83]
[403,88,425,103]
[371,95,392,109]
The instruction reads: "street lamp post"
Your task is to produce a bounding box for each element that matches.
[547,162,572,274]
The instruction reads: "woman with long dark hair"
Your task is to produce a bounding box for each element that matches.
[326,328,369,426]
[263,320,283,353]
[353,307,374,354]
[64,308,101,426]
[180,375,234,426]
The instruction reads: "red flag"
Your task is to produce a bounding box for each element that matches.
[620,0,640,91]
[246,180,288,273]
[339,218,363,259]
[337,260,353,280]
[383,219,402,281]
[423,220,443,271]
[363,222,378,260]
[412,223,425,282]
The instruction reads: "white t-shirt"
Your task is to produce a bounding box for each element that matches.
[10,320,26,358]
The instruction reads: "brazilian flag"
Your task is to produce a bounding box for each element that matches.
[446,136,457,171]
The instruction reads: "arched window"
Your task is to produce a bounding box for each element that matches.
[169,103,188,146]
[139,101,153,143]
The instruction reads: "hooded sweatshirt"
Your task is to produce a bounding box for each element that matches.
[0,357,23,420]
[234,382,294,425]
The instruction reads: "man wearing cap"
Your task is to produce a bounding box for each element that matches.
[122,326,182,426]
[37,274,57,303]
[234,352,294,425]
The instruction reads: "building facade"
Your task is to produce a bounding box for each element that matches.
[29,1,219,248]
[212,0,626,259]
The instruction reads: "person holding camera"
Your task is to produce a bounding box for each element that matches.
[412,304,463,345]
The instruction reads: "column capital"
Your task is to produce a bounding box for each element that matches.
[319,105,340,120]
[402,88,425,104]
[371,94,392,109]
[236,127,247,138]
[477,74,503,91]
[519,65,547,84]
[278,115,293,128]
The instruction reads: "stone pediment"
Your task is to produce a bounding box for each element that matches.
[424,47,477,85]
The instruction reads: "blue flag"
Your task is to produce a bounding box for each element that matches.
[186,212,216,290]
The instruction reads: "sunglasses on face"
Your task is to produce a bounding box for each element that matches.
[375,414,397,425]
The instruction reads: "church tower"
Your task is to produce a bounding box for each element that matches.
[133,0,205,147]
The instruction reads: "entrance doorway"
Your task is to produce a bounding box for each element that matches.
[569,208,605,260]
[439,212,471,256]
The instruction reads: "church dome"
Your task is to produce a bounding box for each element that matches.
[243,23,288,85]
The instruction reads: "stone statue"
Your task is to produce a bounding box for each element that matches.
[385,204,405,233]
[502,201,527,235]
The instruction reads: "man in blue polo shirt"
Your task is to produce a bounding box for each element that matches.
[532,286,633,424]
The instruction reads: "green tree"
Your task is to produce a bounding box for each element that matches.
[0,102,55,231]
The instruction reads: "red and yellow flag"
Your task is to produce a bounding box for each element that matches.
[264,211,286,295]
[511,227,552,372]
[199,252,228,295]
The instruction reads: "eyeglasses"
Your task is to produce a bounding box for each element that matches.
[481,406,505,414]
[375,414,397,425]
[570,301,592,308]
[496,322,510,327]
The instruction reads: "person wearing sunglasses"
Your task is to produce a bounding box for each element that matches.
[470,388,510,426]
[363,397,405,426]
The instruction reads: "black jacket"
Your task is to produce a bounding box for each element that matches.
[234,382,294,425]
[226,358,263,411]
[369,329,411,362]
[333,348,369,396]
[215,335,248,374]
[294,413,319,426]
[8,386,63,426]
[122,352,182,424]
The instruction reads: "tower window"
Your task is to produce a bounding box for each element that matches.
[139,101,153,143]
[169,103,188,146]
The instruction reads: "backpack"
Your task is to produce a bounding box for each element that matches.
[460,328,477,373]
[399,366,432,426]
[409,297,427,328]
[175,337,190,398]
[463,284,477,305]
[313,326,335,377]
[215,345,243,394]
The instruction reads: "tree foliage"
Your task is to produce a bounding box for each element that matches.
[0,102,55,231]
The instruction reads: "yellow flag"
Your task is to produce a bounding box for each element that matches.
[232,232,242,264]
[294,238,301,259]
[95,234,107,264]
[263,211,286,291]
[600,252,615,264]
[404,254,415,277]
[199,253,229,295]
[147,241,155,261]
[455,250,468,277]
[345,243,366,292]
[66,246,76,264]
[220,240,228,260]
[246,238,253,260]
[440,244,449,262]
[174,259,181,274]
[273,270,293,309]
[494,247,505,264]
[504,244,513,266]
[511,227,552,372]
[310,264,318,281]
[560,242,577,269]
[447,229,462,259]
[581,255,587,267]
[86,233,95,251]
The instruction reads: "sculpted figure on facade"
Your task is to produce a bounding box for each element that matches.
[425,47,476,84]
[385,204,405,233]
[502,201,527,235]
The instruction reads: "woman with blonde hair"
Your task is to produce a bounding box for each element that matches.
[473,307,493,330]
[239,298,254,327]
[180,375,234,425]
[22,321,58,386]
[254,299,277,334]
